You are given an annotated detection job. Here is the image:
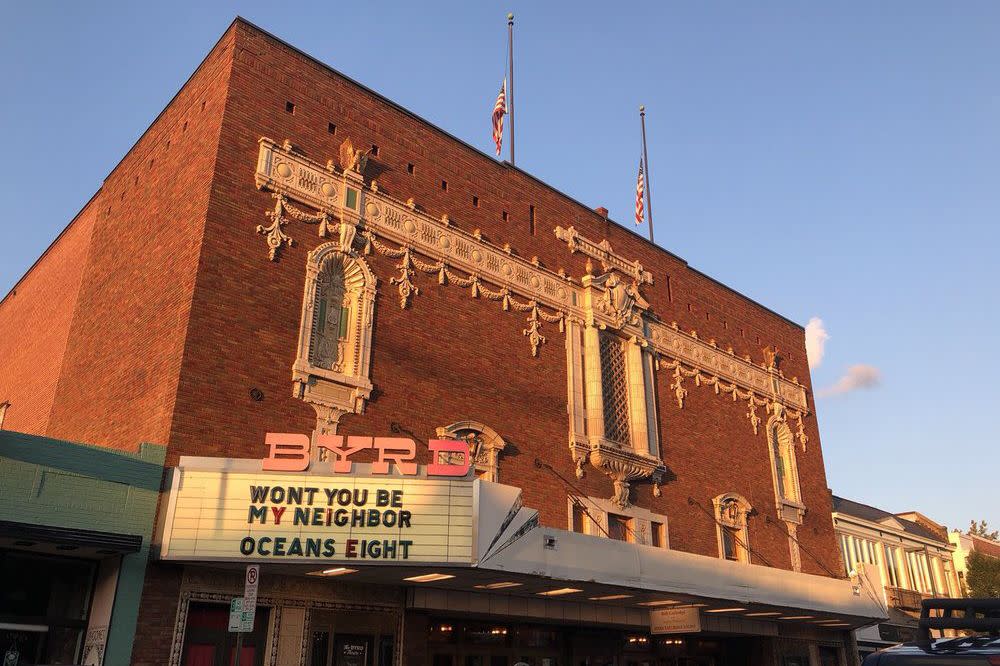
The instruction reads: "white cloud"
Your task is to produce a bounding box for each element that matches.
[818,364,882,398]
[805,317,829,369]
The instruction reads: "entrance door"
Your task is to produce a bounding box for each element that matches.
[333,634,373,666]
[309,608,396,666]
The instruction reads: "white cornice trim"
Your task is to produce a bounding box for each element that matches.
[833,512,955,552]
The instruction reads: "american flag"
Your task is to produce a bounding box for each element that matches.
[634,158,645,225]
[492,79,507,157]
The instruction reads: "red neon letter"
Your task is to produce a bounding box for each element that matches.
[262,433,310,472]
[317,435,373,473]
[427,439,471,477]
[371,438,417,475]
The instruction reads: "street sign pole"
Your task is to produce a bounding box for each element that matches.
[233,564,260,666]
[234,631,244,666]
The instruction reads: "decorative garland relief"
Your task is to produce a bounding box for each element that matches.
[253,137,811,428]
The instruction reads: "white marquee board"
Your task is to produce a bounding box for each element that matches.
[159,465,474,565]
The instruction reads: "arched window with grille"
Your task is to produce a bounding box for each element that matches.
[293,243,377,435]
[766,416,805,524]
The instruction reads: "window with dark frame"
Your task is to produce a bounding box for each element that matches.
[607,513,633,543]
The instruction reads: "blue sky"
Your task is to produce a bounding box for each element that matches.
[2,2,997,529]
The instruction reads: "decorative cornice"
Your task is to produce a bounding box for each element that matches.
[253,137,810,415]
[650,323,808,412]
[555,225,653,285]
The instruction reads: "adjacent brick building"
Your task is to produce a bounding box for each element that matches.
[0,18,883,666]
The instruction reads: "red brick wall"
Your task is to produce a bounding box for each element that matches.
[0,201,97,436]
[41,28,237,451]
[163,21,840,577]
[0,17,842,585]
[130,563,184,666]
[0,18,854,666]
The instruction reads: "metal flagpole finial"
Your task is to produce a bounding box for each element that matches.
[640,105,645,114]
[508,13,514,22]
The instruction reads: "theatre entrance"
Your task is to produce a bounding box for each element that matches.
[309,608,396,666]
[426,619,744,666]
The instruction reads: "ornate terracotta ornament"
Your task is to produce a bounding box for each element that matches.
[593,272,649,329]
[292,243,377,436]
[338,137,370,176]
[252,136,813,446]
[435,421,507,483]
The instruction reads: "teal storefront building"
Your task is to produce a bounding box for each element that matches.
[0,430,164,665]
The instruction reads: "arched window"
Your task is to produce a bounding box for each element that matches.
[766,416,805,524]
[713,493,752,563]
[435,421,506,482]
[293,243,377,435]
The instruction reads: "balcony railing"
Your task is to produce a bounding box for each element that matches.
[885,586,931,610]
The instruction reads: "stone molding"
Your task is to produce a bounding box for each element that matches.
[292,242,377,435]
[554,225,653,285]
[435,421,507,483]
[767,412,807,526]
[253,138,809,415]
[712,492,753,563]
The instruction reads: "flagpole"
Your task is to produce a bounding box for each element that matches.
[639,105,654,243]
[507,13,515,166]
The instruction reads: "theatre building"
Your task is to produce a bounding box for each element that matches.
[0,18,885,666]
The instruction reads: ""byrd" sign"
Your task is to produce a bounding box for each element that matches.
[261,433,471,476]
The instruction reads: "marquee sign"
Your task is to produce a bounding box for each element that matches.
[158,434,476,565]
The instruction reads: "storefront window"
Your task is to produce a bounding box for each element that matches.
[181,601,270,666]
[0,550,96,665]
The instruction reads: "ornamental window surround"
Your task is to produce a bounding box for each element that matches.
[434,421,506,483]
[713,493,752,563]
[565,282,665,509]
[293,243,377,436]
[567,496,669,550]
[766,415,805,525]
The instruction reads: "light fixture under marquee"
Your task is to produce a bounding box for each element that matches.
[745,611,782,617]
[537,587,582,596]
[474,581,523,590]
[308,567,358,577]
[638,600,680,607]
[705,607,747,613]
[404,573,456,583]
[588,594,633,601]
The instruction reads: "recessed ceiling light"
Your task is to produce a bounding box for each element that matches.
[474,581,523,590]
[705,607,747,613]
[404,573,456,583]
[537,587,582,596]
[745,612,782,617]
[307,567,358,577]
[819,622,851,627]
[638,600,680,607]
[589,594,633,601]
[779,615,814,620]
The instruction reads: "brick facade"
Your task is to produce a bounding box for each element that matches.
[1,18,847,664]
